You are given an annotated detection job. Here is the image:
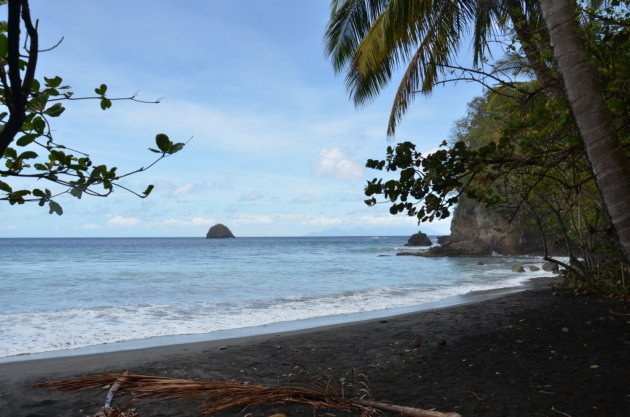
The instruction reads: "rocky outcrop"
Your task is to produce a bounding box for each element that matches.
[425,240,491,256]
[206,224,235,238]
[437,235,451,245]
[425,195,548,257]
[405,232,432,246]
[542,262,559,272]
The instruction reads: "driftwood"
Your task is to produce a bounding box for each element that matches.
[105,370,129,408]
[36,371,461,417]
[79,371,140,417]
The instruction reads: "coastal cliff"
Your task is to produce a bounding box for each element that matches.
[427,196,545,256]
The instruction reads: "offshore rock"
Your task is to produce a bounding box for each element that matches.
[404,231,433,246]
[206,224,235,239]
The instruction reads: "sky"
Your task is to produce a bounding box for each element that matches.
[2,0,485,238]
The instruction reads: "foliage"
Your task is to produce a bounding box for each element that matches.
[366,85,628,293]
[325,0,512,136]
[0,0,185,215]
[581,1,630,152]
[328,0,630,294]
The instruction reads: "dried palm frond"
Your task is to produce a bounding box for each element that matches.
[36,371,461,417]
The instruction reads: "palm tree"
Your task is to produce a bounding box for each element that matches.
[325,0,561,136]
[325,0,500,136]
[325,0,630,263]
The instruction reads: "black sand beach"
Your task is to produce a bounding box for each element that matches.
[1,281,628,417]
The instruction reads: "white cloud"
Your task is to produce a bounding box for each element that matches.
[291,194,313,204]
[303,214,418,228]
[107,215,141,227]
[79,223,101,230]
[172,182,195,197]
[305,216,344,226]
[234,214,273,225]
[356,215,419,226]
[239,191,264,202]
[163,217,217,227]
[210,177,234,190]
[316,148,363,180]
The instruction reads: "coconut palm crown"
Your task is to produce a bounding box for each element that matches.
[324,0,515,136]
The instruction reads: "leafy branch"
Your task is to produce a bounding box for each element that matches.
[0,0,185,215]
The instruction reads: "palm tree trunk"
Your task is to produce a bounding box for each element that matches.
[538,0,630,265]
[505,0,564,102]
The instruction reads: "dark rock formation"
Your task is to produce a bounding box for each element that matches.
[404,231,432,246]
[542,262,559,272]
[437,235,451,245]
[425,195,557,257]
[424,240,490,256]
[206,224,235,239]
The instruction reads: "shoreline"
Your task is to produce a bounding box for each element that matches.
[0,277,549,365]
[1,279,628,416]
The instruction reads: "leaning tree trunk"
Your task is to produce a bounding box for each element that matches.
[539,0,630,265]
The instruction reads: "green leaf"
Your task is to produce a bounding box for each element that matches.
[32,116,46,133]
[0,180,12,193]
[44,76,63,88]
[44,103,65,117]
[30,79,40,93]
[100,97,112,110]
[18,151,38,160]
[94,83,107,95]
[70,187,83,199]
[16,134,37,147]
[29,93,49,111]
[48,200,63,215]
[4,147,17,159]
[143,184,154,197]
[155,133,171,153]
[169,142,184,154]
[8,189,31,204]
[32,189,45,197]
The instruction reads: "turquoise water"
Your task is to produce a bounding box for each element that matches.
[0,237,548,358]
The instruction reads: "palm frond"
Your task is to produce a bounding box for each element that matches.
[327,0,508,135]
[472,0,504,65]
[36,372,461,417]
[325,0,389,73]
[492,52,536,80]
[386,1,469,135]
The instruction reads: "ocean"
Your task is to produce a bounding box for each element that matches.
[0,236,550,361]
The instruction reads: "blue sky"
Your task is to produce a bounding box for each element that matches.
[2,0,484,237]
